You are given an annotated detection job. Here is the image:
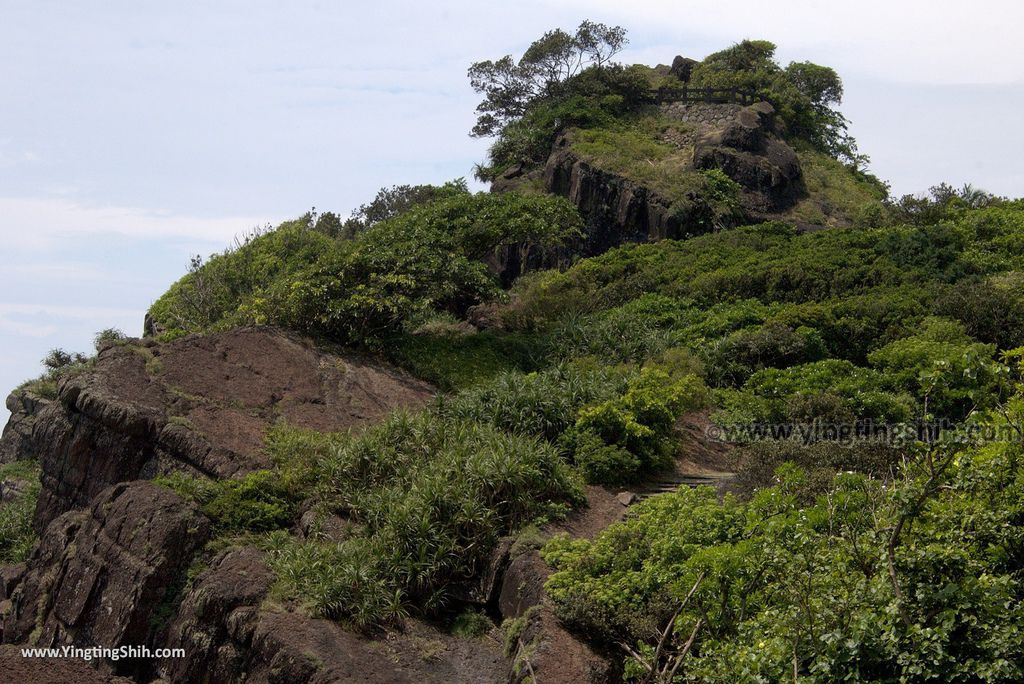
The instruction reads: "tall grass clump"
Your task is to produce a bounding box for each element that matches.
[440,362,631,441]
[265,412,581,627]
[0,460,41,563]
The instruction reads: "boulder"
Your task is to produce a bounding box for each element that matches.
[694,102,805,213]
[159,547,274,684]
[0,391,51,464]
[2,481,210,679]
[12,328,433,531]
[669,55,698,82]
[161,547,509,684]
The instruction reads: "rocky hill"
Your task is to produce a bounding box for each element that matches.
[1,29,1022,684]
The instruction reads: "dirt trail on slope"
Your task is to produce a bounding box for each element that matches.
[556,411,735,539]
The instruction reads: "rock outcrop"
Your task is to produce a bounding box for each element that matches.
[0,391,50,464]
[693,100,805,213]
[160,547,510,684]
[500,101,805,270]
[542,136,688,256]
[2,482,209,679]
[16,327,432,531]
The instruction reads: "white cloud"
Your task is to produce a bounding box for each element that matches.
[0,197,276,249]
[549,0,1024,85]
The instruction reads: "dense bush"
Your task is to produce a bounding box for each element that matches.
[155,470,295,533]
[442,362,630,441]
[265,412,581,626]
[867,317,1000,421]
[714,359,915,429]
[544,438,1024,681]
[383,329,547,391]
[148,192,583,346]
[688,40,856,161]
[565,368,708,483]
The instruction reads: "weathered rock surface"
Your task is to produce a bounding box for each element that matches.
[500,547,615,684]
[669,55,698,82]
[0,644,134,684]
[161,547,509,684]
[543,135,688,255]
[523,101,804,267]
[2,481,209,678]
[694,101,805,213]
[158,547,274,684]
[14,327,432,530]
[0,391,50,464]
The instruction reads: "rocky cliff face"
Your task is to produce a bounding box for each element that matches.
[0,392,50,465]
[692,100,804,214]
[492,101,806,271]
[2,482,209,677]
[23,328,432,531]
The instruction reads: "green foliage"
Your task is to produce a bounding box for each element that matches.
[17,340,101,399]
[546,294,689,365]
[690,40,856,161]
[442,362,631,441]
[508,211,1016,327]
[339,179,469,237]
[567,368,709,483]
[451,608,493,638]
[384,329,546,391]
[265,411,581,626]
[148,192,583,346]
[0,461,40,563]
[867,317,1000,420]
[886,182,1003,226]
[155,470,294,533]
[544,443,1024,681]
[731,440,901,497]
[93,327,127,350]
[715,358,915,428]
[786,146,889,227]
[468,20,628,139]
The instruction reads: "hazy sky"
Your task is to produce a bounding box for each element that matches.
[1,0,1022,423]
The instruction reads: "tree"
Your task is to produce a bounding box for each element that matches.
[468,21,627,138]
[340,179,469,237]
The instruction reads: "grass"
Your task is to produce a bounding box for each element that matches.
[785,147,888,227]
[16,378,58,400]
[0,460,41,563]
[263,411,582,627]
[450,608,493,638]
[570,125,704,206]
[384,329,548,391]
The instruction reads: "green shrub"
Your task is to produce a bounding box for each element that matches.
[265,411,581,625]
[571,430,642,484]
[867,317,1000,421]
[148,192,583,346]
[442,362,630,442]
[714,358,916,430]
[384,329,547,391]
[451,608,493,638]
[155,470,295,533]
[93,327,127,350]
[544,443,1024,681]
[546,294,690,365]
[566,368,708,483]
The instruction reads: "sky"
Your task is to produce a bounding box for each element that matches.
[1,0,1022,425]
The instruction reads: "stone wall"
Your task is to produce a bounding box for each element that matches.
[659,102,744,128]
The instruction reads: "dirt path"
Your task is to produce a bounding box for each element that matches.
[555,411,735,539]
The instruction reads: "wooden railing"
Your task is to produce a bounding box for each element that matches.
[653,86,760,106]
